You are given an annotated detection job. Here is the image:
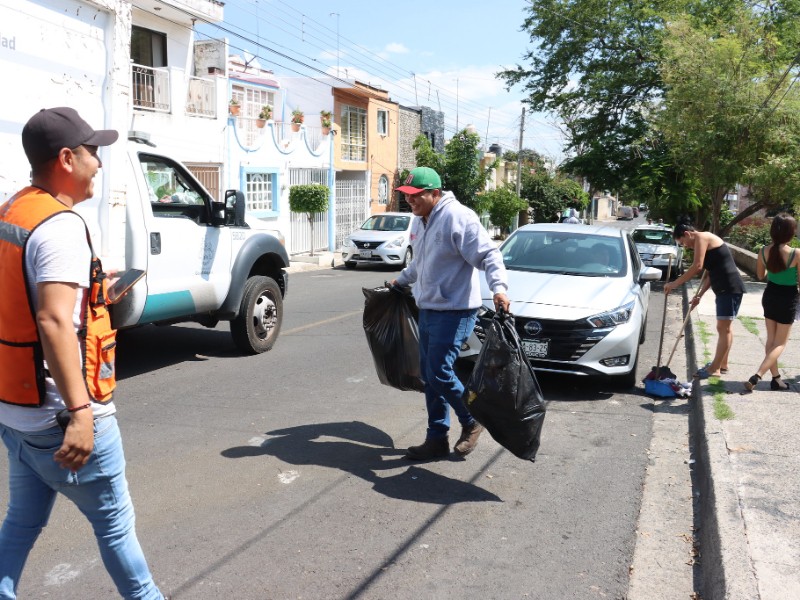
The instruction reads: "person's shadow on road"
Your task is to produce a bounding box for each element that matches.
[221,421,500,505]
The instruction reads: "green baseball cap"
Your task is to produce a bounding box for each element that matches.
[396,167,442,194]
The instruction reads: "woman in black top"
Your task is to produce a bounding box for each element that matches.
[664,223,745,379]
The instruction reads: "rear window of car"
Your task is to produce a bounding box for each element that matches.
[632,229,675,245]
[361,215,411,231]
[500,230,627,277]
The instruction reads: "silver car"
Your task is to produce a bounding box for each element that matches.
[463,224,662,387]
[341,212,413,269]
[631,225,683,280]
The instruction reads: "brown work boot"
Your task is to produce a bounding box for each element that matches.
[406,437,450,460]
[454,422,484,456]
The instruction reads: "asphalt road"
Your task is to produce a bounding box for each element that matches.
[1,230,692,599]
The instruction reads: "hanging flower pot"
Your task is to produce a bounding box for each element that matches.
[229,99,240,116]
[321,116,332,136]
[256,118,267,129]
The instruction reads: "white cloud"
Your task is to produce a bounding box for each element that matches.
[384,42,409,54]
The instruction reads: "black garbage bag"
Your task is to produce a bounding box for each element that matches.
[362,285,425,392]
[466,312,546,461]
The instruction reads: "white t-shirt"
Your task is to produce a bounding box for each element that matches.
[0,212,115,431]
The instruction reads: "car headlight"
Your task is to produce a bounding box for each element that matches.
[342,238,355,248]
[656,251,677,260]
[586,301,635,328]
[384,236,405,248]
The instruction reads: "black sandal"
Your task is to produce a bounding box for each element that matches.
[771,376,789,391]
[744,374,761,392]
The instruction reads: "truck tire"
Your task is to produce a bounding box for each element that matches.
[231,276,283,354]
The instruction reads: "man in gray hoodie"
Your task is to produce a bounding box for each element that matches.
[393,167,510,460]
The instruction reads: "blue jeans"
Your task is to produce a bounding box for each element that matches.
[418,309,478,440]
[0,416,163,599]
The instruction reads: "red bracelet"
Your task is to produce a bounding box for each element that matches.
[67,403,92,413]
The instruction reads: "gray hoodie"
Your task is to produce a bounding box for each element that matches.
[395,191,508,310]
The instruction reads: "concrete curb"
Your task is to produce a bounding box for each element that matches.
[686,294,760,599]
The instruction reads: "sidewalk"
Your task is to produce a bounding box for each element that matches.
[687,271,800,599]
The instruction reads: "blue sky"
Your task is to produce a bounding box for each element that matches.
[197,0,566,162]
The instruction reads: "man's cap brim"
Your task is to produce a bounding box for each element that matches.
[84,130,119,147]
[396,185,424,194]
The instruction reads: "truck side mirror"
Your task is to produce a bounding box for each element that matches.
[211,201,226,226]
[225,189,246,227]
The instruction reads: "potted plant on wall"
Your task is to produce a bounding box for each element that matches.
[256,105,272,128]
[320,116,332,135]
[291,108,304,132]
[229,98,240,116]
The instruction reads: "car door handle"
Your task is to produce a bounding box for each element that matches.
[150,232,161,255]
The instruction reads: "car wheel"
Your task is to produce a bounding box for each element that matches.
[231,276,283,354]
[671,259,683,279]
[400,247,412,269]
[344,261,357,269]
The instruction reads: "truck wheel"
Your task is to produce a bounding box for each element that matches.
[231,276,283,354]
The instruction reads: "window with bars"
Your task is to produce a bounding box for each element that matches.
[341,105,367,161]
[245,169,278,215]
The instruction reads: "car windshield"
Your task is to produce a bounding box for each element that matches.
[500,230,627,277]
[360,215,411,232]
[632,229,675,246]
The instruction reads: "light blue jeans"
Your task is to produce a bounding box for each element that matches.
[0,416,163,599]
[418,308,479,440]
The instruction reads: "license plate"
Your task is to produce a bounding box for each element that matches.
[359,250,373,258]
[522,339,549,358]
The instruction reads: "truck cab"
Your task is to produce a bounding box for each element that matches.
[102,138,289,354]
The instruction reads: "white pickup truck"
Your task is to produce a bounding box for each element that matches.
[2,0,289,354]
[103,137,289,354]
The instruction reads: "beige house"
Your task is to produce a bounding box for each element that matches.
[333,82,399,215]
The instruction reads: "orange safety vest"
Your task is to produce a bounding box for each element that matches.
[0,187,116,407]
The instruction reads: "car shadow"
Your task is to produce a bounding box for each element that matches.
[221,421,501,505]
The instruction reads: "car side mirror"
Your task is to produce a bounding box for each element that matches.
[211,201,226,226]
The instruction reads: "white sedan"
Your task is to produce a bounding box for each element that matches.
[340,212,413,269]
[465,223,662,387]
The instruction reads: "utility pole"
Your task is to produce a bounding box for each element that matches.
[514,107,525,230]
[484,107,492,151]
[516,107,525,197]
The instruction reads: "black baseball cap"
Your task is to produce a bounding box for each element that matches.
[22,107,119,166]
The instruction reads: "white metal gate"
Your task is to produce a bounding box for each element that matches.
[335,180,369,249]
[289,168,330,255]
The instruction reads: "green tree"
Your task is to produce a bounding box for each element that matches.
[442,129,495,210]
[658,12,800,232]
[411,134,445,175]
[484,187,528,236]
[289,184,329,256]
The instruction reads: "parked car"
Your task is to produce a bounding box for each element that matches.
[617,205,634,220]
[340,212,414,269]
[632,206,640,217]
[631,225,684,280]
[639,203,648,212]
[462,224,662,387]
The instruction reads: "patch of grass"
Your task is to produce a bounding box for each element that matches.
[738,316,759,336]
[706,377,735,420]
[695,320,713,363]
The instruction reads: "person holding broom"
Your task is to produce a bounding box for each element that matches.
[663,219,745,379]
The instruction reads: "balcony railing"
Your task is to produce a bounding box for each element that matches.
[132,64,170,112]
[234,118,330,151]
[186,76,216,118]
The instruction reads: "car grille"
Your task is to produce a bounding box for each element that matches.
[477,315,612,362]
[353,240,383,250]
